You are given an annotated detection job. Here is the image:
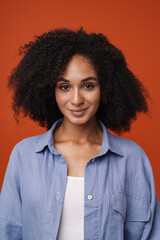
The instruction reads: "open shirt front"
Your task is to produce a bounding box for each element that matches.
[0,118,160,240]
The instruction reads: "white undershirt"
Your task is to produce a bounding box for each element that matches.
[57,176,84,240]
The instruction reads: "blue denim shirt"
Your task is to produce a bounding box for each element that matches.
[0,118,160,240]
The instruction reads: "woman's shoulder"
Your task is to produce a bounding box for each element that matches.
[109,133,156,200]
[11,130,49,155]
[108,130,146,158]
[111,133,153,178]
[108,131,153,173]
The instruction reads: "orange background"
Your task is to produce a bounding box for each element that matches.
[0,0,160,198]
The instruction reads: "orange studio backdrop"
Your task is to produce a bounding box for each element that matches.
[0,0,160,199]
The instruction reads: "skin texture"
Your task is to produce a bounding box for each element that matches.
[54,54,103,177]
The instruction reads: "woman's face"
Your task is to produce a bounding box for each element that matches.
[55,54,101,125]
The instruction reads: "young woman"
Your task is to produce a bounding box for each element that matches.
[0,27,160,240]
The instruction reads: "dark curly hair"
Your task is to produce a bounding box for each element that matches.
[8,27,150,134]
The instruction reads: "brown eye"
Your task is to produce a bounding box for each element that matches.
[59,85,70,90]
[84,84,94,89]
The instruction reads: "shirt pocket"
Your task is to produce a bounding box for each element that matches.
[110,192,151,240]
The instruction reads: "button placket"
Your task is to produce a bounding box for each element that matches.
[84,160,98,239]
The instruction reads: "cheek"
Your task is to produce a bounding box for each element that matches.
[90,90,101,105]
[55,91,68,107]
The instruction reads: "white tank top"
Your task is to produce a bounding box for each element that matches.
[57,176,84,240]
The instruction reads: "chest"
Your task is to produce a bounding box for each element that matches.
[54,142,102,177]
[21,151,150,240]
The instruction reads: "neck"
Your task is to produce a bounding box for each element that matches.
[55,116,102,144]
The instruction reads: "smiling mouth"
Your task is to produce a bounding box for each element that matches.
[69,108,88,116]
[69,108,87,112]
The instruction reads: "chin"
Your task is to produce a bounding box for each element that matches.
[66,114,96,126]
[69,118,88,125]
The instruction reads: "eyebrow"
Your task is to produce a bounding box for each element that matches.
[57,77,97,82]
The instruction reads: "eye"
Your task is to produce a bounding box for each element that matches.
[83,83,94,89]
[59,85,70,90]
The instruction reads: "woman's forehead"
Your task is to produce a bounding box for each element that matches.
[62,55,97,75]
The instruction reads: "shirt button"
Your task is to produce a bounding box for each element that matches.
[88,195,93,200]
[91,158,95,163]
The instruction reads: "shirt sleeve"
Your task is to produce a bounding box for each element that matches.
[141,151,160,240]
[0,146,22,240]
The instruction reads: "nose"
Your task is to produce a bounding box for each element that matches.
[71,88,84,106]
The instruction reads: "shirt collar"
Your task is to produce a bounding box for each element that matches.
[97,120,124,157]
[35,118,63,155]
[35,118,124,157]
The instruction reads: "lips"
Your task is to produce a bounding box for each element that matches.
[70,108,87,112]
[69,108,88,116]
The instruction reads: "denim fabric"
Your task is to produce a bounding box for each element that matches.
[0,118,160,240]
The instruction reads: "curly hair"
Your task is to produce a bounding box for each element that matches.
[8,27,150,134]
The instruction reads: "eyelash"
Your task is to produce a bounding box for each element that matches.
[58,84,95,90]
